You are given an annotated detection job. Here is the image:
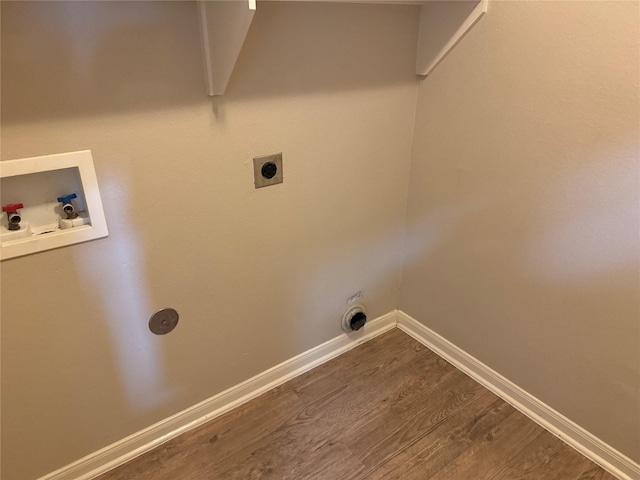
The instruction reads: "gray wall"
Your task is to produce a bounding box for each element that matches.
[1,2,419,478]
[400,0,640,462]
[3,1,639,478]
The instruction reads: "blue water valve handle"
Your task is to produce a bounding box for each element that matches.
[57,193,77,204]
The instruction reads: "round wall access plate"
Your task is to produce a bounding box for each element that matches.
[149,308,179,335]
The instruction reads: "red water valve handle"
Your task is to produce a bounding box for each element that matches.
[2,203,24,213]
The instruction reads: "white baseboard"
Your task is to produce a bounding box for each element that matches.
[396,310,640,480]
[38,309,639,480]
[38,311,398,480]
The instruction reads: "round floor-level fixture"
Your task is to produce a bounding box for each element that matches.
[342,304,368,332]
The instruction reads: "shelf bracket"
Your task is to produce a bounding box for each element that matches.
[198,0,256,96]
[416,0,488,76]
[198,0,488,95]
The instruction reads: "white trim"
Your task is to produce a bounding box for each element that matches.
[396,310,640,480]
[0,150,109,260]
[197,1,215,97]
[37,311,398,480]
[37,310,638,480]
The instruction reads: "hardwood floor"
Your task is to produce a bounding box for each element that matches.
[96,329,615,480]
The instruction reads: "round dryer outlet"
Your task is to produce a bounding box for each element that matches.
[342,304,368,332]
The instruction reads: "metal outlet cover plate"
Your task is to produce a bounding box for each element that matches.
[149,308,179,335]
[253,153,283,188]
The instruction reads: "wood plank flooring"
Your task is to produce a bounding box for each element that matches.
[97,329,615,480]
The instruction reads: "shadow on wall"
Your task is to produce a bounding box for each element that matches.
[400,106,640,460]
[1,1,420,124]
[0,173,180,478]
[71,175,184,414]
[227,2,420,100]
[1,1,204,123]
[399,0,640,459]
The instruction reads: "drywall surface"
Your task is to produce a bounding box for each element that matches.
[0,2,419,478]
[400,0,639,462]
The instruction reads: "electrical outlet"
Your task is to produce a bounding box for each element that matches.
[253,153,283,189]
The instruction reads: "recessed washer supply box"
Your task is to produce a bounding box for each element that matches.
[0,150,109,260]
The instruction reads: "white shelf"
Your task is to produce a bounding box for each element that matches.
[198,0,487,96]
